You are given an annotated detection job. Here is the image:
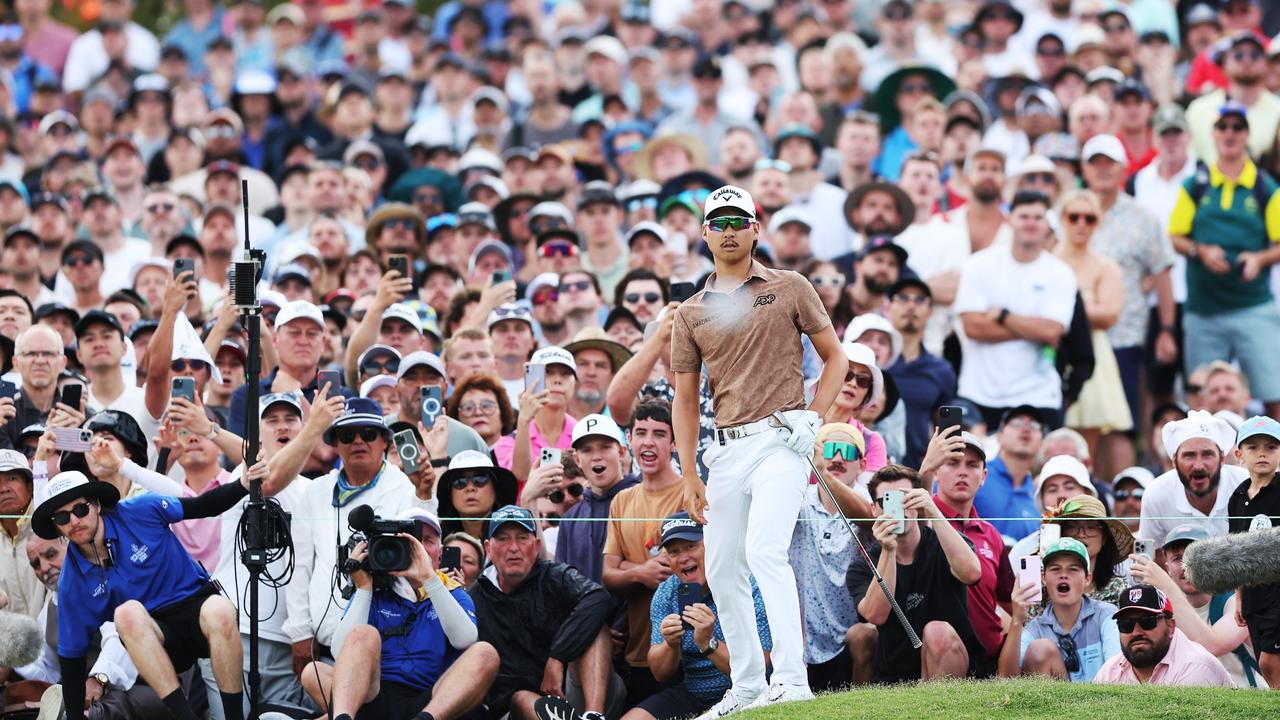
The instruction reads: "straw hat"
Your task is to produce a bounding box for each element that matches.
[1046,494,1134,558]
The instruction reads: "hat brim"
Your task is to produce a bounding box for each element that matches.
[661,530,704,547]
[32,480,120,540]
[844,182,916,232]
[323,421,391,445]
[635,134,709,182]
[872,66,957,131]
[563,338,633,373]
[1049,514,1135,558]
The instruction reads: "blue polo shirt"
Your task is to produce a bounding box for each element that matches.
[366,586,478,692]
[57,495,208,658]
[888,352,957,469]
[972,456,1040,541]
[1019,596,1119,682]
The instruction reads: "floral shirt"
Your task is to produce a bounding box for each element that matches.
[1093,193,1176,348]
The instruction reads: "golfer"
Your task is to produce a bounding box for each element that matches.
[671,185,845,717]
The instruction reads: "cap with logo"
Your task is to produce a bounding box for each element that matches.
[1116,585,1174,616]
[571,414,626,448]
[1035,455,1097,499]
[1041,536,1091,572]
[1152,104,1189,134]
[487,302,533,331]
[531,346,577,375]
[397,350,446,381]
[659,511,704,547]
[1218,100,1249,125]
[1112,466,1154,489]
[1236,415,1280,447]
[323,397,388,444]
[381,302,424,335]
[703,185,756,220]
[487,504,537,537]
[273,300,325,331]
[259,391,303,419]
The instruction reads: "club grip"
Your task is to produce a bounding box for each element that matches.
[878,577,923,649]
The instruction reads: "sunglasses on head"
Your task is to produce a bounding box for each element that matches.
[334,426,382,444]
[539,241,578,258]
[492,305,531,318]
[451,473,492,490]
[845,369,872,388]
[1066,212,1098,225]
[171,358,208,373]
[705,216,752,232]
[548,482,584,504]
[52,500,92,527]
[361,357,400,375]
[625,292,661,304]
[1113,488,1144,501]
[626,197,658,213]
[823,441,861,461]
[1116,615,1164,634]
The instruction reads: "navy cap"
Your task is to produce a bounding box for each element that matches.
[659,511,703,547]
[74,309,124,339]
[860,235,909,266]
[487,504,537,537]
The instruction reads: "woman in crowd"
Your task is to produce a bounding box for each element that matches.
[820,341,887,472]
[446,373,517,451]
[804,259,855,339]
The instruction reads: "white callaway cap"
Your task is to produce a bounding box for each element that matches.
[703,185,756,220]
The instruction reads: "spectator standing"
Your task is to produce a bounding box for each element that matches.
[886,278,956,468]
[1225,416,1280,687]
[973,406,1047,541]
[1138,411,1250,543]
[553,414,636,584]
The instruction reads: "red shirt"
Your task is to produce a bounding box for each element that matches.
[933,494,1013,659]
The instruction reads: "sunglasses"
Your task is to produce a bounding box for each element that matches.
[171,358,208,373]
[1066,212,1098,225]
[451,473,492,490]
[810,275,844,288]
[1037,46,1065,57]
[353,157,382,171]
[361,357,400,375]
[459,400,498,415]
[548,482,584,504]
[1103,22,1130,34]
[899,82,933,95]
[626,197,658,213]
[559,280,592,293]
[1232,49,1263,63]
[63,254,97,267]
[334,426,382,444]
[1057,634,1081,674]
[383,218,416,231]
[539,241,578,258]
[615,141,644,155]
[1116,615,1164,634]
[1214,121,1248,133]
[413,191,443,205]
[1024,172,1056,185]
[705,216,752,232]
[532,288,559,306]
[624,292,661,304]
[205,126,238,140]
[892,292,930,306]
[1113,488,1144,501]
[845,370,872,388]
[52,501,92,527]
[530,219,568,235]
[823,441,861,461]
[146,202,175,214]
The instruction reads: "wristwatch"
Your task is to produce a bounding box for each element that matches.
[996,308,1010,325]
[699,637,719,656]
[92,672,110,689]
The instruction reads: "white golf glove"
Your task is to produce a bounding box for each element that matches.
[783,411,821,456]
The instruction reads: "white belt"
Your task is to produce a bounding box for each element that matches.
[715,417,778,445]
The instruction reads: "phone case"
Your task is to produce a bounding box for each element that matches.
[1018,557,1043,603]
[883,490,906,535]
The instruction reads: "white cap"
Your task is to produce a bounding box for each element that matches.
[526,273,559,300]
[843,313,903,368]
[531,346,577,374]
[572,414,626,447]
[0,448,31,478]
[1035,455,1097,498]
[840,342,884,409]
[1082,134,1126,163]
[1161,409,1236,459]
[1085,66,1124,85]
[1113,466,1154,489]
[357,343,401,369]
[381,302,424,335]
[459,147,502,175]
[395,506,442,536]
[128,258,170,288]
[260,289,288,309]
[487,303,533,330]
[768,206,813,234]
[1013,154,1057,177]
[703,185,756,220]
[584,35,628,66]
[359,374,397,398]
[397,350,447,380]
[273,300,324,331]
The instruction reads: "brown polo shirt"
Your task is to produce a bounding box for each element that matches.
[670,261,830,427]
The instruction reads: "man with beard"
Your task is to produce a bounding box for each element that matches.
[834,180,912,280]
[832,113,882,194]
[847,237,907,317]
[527,274,570,347]
[750,160,792,233]
[558,270,605,339]
[955,191,1076,428]
[551,414,636,584]
[1137,410,1249,543]
[718,127,764,186]
[887,279,956,468]
[1186,33,1280,163]
[262,61,334,179]
[138,186,186,258]
[564,330,631,421]
[947,146,1012,253]
[1095,585,1231,686]
[30,193,72,285]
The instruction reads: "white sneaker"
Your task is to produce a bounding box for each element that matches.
[693,687,762,720]
[36,684,63,720]
[742,683,815,711]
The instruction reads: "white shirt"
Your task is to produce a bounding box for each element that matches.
[1132,155,1197,304]
[101,237,154,296]
[782,183,850,261]
[953,244,1078,408]
[1136,464,1248,544]
[62,23,160,92]
[983,119,1031,171]
[896,215,972,355]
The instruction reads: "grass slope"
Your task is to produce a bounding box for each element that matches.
[742,678,1275,720]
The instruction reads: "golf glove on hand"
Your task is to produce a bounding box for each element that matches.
[784,411,821,456]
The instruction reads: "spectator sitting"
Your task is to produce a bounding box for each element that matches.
[628,512,772,720]
[819,341,888,472]
[435,450,519,539]
[1094,585,1232,687]
[1042,495,1134,610]
[551,414,636,584]
[443,532,486,589]
[1111,466,1153,533]
[999,537,1120,682]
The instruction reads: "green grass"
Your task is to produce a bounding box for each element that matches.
[742,678,1276,719]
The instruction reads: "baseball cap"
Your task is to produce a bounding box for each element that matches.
[958,431,987,462]
[359,374,397,399]
[0,448,32,481]
[273,300,324,331]
[1041,537,1090,572]
[487,303,533,331]
[487,504,537,537]
[625,221,668,247]
[999,404,1044,429]
[888,276,931,301]
[531,346,577,374]
[259,391,303,419]
[457,202,497,231]
[1113,78,1150,102]
[703,185,756,220]
[397,350,446,381]
[1082,134,1127,163]
[1218,100,1249,125]
[1035,455,1097,498]
[381,302,424,335]
[1162,523,1210,550]
[74,309,124,339]
[1116,585,1174,616]
[577,180,620,211]
[659,511,703,547]
[571,414,626,447]
[273,263,312,287]
[767,206,813,235]
[1236,415,1280,447]
[1152,104,1189,134]
[1112,466,1154,489]
[395,507,443,537]
[860,235,909,266]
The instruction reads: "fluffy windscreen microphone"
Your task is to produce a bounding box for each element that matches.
[1183,526,1280,595]
[0,610,44,667]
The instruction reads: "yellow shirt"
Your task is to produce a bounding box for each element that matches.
[1186,89,1280,164]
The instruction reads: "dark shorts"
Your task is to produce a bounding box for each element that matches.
[358,680,432,720]
[807,647,853,693]
[1245,604,1280,656]
[634,685,712,720]
[152,582,220,673]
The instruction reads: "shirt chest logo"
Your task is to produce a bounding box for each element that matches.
[904,592,925,611]
[130,543,150,564]
[753,294,776,308]
[977,543,995,561]
[93,582,106,598]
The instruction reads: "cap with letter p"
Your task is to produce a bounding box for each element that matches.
[572,414,626,448]
[703,184,756,220]
[1041,537,1090,572]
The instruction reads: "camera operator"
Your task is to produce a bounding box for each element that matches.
[300,508,499,720]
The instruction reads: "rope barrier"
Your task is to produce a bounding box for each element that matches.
[2,513,1276,523]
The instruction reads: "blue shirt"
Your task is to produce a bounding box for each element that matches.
[888,351,957,469]
[649,576,772,703]
[365,586,478,692]
[874,126,917,182]
[57,495,208,658]
[973,456,1041,541]
[162,5,225,76]
[1019,596,1119,682]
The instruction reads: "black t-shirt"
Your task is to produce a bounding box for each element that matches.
[1227,476,1280,616]
[846,526,984,683]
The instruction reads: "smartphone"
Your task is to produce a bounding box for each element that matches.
[1039,523,1061,555]
[388,254,410,280]
[677,582,703,631]
[173,257,196,280]
[0,380,16,400]
[60,384,82,411]
[524,362,545,394]
[420,386,443,426]
[540,447,562,468]
[392,429,421,474]
[937,405,963,434]
[670,282,696,304]
[1018,556,1043,604]
[318,370,344,393]
[882,489,906,535]
[491,270,512,285]
[171,376,196,404]
[53,427,93,452]
[1134,538,1155,561]
[440,545,462,572]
